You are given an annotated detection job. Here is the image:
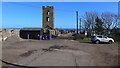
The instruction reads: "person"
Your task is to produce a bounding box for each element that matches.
[39,35,42,40]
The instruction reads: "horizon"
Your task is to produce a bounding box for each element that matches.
[2,2,118,28]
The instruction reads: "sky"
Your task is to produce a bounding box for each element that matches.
[1,0,120,2]
[1,2,118,29]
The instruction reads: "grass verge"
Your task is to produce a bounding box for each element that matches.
[75,39,91,42]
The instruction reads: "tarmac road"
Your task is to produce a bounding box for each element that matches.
[2,35,119,66]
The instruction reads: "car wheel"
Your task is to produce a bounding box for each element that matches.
[96,40,100,44]
[109,40,113,44]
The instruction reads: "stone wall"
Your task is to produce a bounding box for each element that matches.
[0,29,20,41]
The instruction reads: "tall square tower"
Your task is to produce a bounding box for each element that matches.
[42,6,54,29]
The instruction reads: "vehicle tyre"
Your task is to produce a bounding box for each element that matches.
[96,40,100,44]
[109,40,113,44]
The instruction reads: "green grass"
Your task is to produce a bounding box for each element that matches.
[75,39,91,42]
[116,41,120,44]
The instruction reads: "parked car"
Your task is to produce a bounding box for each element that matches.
[91,35,114,44]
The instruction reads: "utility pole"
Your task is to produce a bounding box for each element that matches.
[119,1,120,28]
[76,11,78,34]
[80,18,82,33]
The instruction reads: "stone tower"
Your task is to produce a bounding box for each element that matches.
[42,6,54,29]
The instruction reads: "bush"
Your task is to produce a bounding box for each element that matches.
[111,28,120,42]
[73,34,85,40]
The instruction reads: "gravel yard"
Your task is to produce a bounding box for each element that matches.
[1,35,119,66]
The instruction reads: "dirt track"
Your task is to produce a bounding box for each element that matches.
[2,35,119,66]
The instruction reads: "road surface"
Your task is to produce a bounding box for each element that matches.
[2,35,119,66]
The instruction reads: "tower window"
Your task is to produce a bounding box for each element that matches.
[46,17,50,22]
[47,11,50,15]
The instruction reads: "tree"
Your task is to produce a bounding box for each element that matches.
[101,12,114,35]
[82,11,98,35]
[82,11,119,37]
[111,14,119,28]
[95,17,104,35]
[111,28,120,41]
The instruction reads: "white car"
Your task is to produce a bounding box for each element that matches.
[91,35,114,44]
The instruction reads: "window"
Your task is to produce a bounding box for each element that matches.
[46,17,50,22]
[47,12,50,15]
[103,36,107,38]
[97,36,102,38]
[47,10,50,15]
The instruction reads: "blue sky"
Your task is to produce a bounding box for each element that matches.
[2,2,118,28]
[2,0,120,2]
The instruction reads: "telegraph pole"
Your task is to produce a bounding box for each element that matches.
[76,11,78,34]
[80,18,82,33]
[118,1,120,28]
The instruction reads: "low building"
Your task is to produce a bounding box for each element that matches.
[20,28,59,40]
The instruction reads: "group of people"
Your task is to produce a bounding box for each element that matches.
[38,28,52,40]
[39,35,52,40]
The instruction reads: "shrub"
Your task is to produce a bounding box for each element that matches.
[73,34,85,40]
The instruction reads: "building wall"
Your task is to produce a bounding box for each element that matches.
[20,30,41,39]
[0,29,20,41]
[42,6,54,29]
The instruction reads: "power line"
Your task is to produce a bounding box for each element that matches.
[8,2,76,13]
[9,2,41,8]
[55,8,76,13]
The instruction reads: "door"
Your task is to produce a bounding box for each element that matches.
[102,36,109,42]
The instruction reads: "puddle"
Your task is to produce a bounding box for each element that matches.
[49,45,68,49]
[42,45,80,52]
[42,45,68,52]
